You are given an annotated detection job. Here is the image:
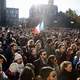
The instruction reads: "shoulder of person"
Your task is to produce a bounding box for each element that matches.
[34,58,40,64]
[2,72,8,79]
[9,62,18,73]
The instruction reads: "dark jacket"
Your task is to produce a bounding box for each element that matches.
[55,50,66,65]
[33,58,48,75]
[59,70,74,80]
[3,47,14,72]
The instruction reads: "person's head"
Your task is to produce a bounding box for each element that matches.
[48,55,57,65]
[29,45,37,56]
[60,61,72,73]
[39,49,47,60]
[7,31,13,38]
[71,43,77,52]
[10,43,17,52]
[46,38,53,45]
[27,39,34,47]
[76,51,80,57]
[67,47,73,54]
[26,63,35,71]
[54,41,59,49]
[58,44,65,53]
[14,53,23,64]
[30,45,36,51]
[20,66,35,80]
[35,40,42,49]
[40,67,57,80]
[0,54,7,64]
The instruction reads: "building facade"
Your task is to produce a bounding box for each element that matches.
[6,8,19,26]
[29,0,58,27]
[0,0,19,26]
[0,0,6,26]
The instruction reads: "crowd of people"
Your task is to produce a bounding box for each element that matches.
[0,26,80,80]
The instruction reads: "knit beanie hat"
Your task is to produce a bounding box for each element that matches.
[14,53,22,61]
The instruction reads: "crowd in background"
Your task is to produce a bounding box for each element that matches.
[0,26,80,80]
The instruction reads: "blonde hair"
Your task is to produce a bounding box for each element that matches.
[60,61,72,72]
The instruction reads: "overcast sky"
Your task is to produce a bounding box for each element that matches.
[6,0,80,18]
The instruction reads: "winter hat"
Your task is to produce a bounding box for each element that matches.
[14,53,22,61]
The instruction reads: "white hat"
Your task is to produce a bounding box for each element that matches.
[14,53,22,61]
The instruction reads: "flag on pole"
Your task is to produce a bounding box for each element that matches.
[40,21,44,31]
[32,21,44,34]
[35,23,40,33]
[36,21,44,32]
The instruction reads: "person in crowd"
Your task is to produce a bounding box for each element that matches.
[4,42,18,71]
[26,63,35,71]
[33,49,48,76]
[26,45,37,63]
[27,39,35,50]
[59,61,74,80]
[55,44,66,65]
[0,26,80,80]
[40,66,57,80]
[0,64,8,80]
[0,51,7,72]
[74,61,80,80]
[47,55,60,77]
[6,31,14,46]
[71,43,77,54]
[6,52,24,80]
[70,43,78,63]
[45,38,55,56]
[35,40,42,57]
[0,51,7,64]
[0,31,7,49]
[19,66,35,80]
[73,51,80,66]
[66,47,74,61]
